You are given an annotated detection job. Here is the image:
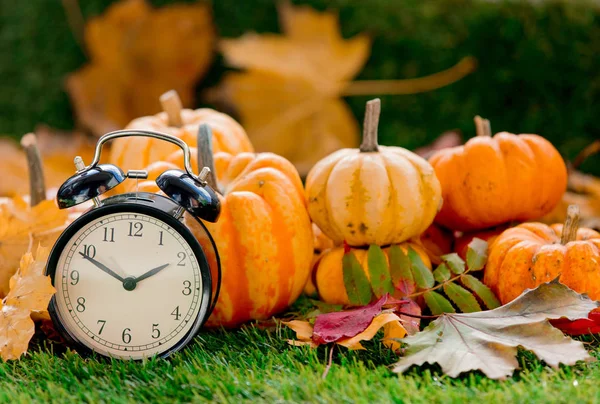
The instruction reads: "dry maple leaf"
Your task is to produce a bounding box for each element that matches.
[0,246,55,361]
[0,197,68,297]
[0,127,95,197]
[67,0,215,135]
[215,1,476,175]
[393,280,598,380]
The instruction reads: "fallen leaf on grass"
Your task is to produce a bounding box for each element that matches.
[67,0,215,135]
[393,280,598,379]
[0,246,55,360]
[0,197,68,297]
[284,294,412,350]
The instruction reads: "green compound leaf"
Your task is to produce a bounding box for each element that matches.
[443,282,481,313]
[466,238,488,271]
[367,245,394,297]
[461,274,501,309]
[389,245,415,296]
[433,263,451,283]
[441,253,465,274]
[424,291,455,315]
[342,250,373,306]
[407,247,434,289]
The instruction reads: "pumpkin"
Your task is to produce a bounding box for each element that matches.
[454,225,508,260]
[418,224,454,265]
[315,242,432,305]
[109,90,253,172]
[484,205,600,304]
[135,128,313,327]
[429,116,567,232]
[303,224,336,297]
[305,99,442,247]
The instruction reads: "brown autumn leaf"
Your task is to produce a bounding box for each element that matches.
[0,127,95,197]
[393,280,598,379]
[67,0,215,136]
[0,246,55,361]
[0,197,68,297]
[214,1,476,175]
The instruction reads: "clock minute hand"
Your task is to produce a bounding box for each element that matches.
[79,252,125,283]
[134,263,171,283]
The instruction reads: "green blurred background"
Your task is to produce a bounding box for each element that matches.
[1,0,599,172]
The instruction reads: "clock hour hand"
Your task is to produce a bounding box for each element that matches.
[134,263,171,283]
[79,252,125,283]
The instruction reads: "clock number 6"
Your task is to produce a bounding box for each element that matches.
[122,328,132,344]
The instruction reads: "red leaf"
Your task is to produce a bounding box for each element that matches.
[550,308,600,336]
[313,294,389,344]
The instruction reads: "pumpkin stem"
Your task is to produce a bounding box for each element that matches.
[160,90,184,127]
[561,204,580,245]
[197,124,219,192]
[360,98,381,153]
[474,115,492,137]
[20,133,46,207]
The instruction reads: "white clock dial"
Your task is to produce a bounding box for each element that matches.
[53,211,204,359]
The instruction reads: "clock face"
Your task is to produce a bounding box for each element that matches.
[51,209,208,359]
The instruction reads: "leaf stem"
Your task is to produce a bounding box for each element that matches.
[406,269,471,299]
[396,311,440,320]
[322,345,335,380]
[342,56,477,96]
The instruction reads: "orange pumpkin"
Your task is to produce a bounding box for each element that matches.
[109,90,253,172]
[305,99,442,247]
[484,205,600,304]
[418,224,454,265]
[429,116,567,232]
[315,243,431,305]
[135,138,313,327]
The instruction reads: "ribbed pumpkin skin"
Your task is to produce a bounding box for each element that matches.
[429,132,567,232]
[109,109,254,171]
[315,243,431,305]
[305,146,442,247]
[134,152,313,327]
[483,223,600,304]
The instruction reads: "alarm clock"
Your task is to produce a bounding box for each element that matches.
[46,129,221,360]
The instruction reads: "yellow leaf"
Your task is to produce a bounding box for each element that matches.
[216,2,476,175]
[6,247,55,312]
[67,0,215,135]
[283,320,314,342]
[0,246,56,361]
[337,312,405,350]
[0,198,67,297]
[0,305,34,361]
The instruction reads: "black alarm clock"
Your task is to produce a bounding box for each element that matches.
[46,129,221,360]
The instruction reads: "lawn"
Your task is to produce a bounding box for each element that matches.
[2,308,600,403]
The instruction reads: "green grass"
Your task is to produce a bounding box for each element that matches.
[3,317,600,403]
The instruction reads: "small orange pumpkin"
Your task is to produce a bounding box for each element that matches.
[418,224,454,265]
[429,116,567,232]
[484,205,600,304]
[315,243,431,305]
[135,130,313,327]
[109,90,253,172]
[305,99,442,247]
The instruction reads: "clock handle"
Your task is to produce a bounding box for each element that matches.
[85,129,205,185]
